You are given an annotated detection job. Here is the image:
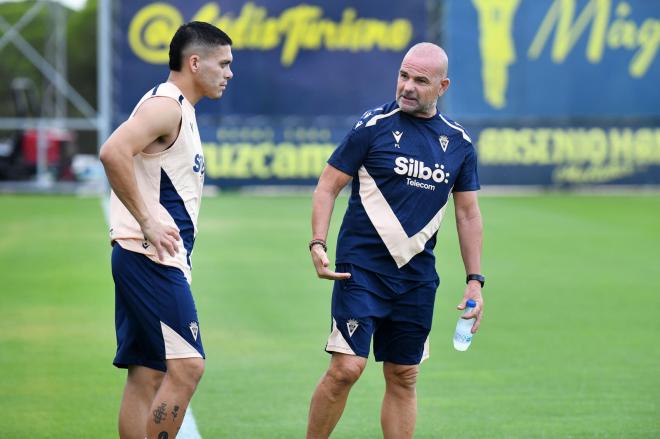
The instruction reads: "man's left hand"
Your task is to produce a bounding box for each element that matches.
[457,284,483,334]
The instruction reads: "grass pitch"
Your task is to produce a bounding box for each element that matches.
[0,193,658,438]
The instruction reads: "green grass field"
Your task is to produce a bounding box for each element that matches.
[1,193,659,438]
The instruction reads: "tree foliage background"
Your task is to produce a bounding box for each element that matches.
[0,0,97,118]
[0,0,97,153]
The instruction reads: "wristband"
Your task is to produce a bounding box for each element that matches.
[309,239,327,252]
[466,274,485,288]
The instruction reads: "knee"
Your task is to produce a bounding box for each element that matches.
[325,361,364,390]
[384,365,418,391]
[127,366,164,394]
[148,373,165,393]
[167,358,205,391]
[187,357,205,383]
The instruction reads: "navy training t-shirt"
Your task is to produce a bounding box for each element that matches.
[328,101,480,281]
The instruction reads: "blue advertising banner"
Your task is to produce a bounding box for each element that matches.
[197,119,660,186]
[441,0,660,185]
[471,122,660,185]
[443,0,660,119]
[113,0,660,186]
[199,119,348,186]
[116,0,426,119]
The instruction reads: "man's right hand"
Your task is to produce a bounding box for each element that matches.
[141,218,181,262]
[310,245,351,280]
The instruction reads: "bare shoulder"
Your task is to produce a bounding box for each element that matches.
[130,96,182,136]
[102,96,183,156]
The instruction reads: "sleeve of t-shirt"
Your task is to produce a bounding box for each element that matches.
[327,125,372,176]
[453,141,481,192]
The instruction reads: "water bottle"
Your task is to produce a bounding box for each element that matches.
[453,299,477,351]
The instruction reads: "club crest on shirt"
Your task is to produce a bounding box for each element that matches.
[346,319,359,337]
[439,135,449,152]
[189,321,199,341]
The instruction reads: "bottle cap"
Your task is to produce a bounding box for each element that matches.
[466,299,477,308]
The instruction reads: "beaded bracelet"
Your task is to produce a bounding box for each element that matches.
[308,239,327,252]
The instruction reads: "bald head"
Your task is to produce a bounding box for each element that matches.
[396,42,450,118]
[404,43,449,79]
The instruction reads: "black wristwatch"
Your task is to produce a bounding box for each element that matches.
[466,274,485,288]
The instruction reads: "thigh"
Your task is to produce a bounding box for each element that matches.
[326,265,391,358]
[373,279,438,365]
[112,245,205,372]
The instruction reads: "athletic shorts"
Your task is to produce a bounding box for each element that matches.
[111,244,205,372]
[326,263,439,365]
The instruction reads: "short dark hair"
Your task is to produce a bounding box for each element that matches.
[169,21,232,71]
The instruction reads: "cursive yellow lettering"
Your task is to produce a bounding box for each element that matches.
[630,18,660,77]
[528,0,610,64]
[128,2,413,66]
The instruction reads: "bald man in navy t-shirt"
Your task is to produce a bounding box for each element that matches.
[307,42,485,439]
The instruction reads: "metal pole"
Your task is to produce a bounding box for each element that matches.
[98,0,112,213]
[97,0,112,148]
[0,118,98,130]
[36,120,50,187]
[55,1,67,120]
[44,2,55,118]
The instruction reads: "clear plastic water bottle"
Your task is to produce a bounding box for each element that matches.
[453,299,477,351]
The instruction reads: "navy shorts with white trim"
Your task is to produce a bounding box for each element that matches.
[111,244,205,372]
[327,263,438,365]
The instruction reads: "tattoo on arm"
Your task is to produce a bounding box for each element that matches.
[171,405,180,421]
[158,432,169,439]
[153,402,167,424]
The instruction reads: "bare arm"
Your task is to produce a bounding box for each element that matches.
[310,164,353,280]
[453,190,484,332]
[99,97,182,261]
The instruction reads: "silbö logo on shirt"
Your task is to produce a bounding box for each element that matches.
[193,153,205,175]
[394,157,450,191]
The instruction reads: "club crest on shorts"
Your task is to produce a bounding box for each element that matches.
[439,135,449,152]
[189,321,199,341]
[346,319,359,337]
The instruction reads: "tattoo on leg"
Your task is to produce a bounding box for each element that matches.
[153,402,167,424]
[158,432,169,439]
[171,405,180,421]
